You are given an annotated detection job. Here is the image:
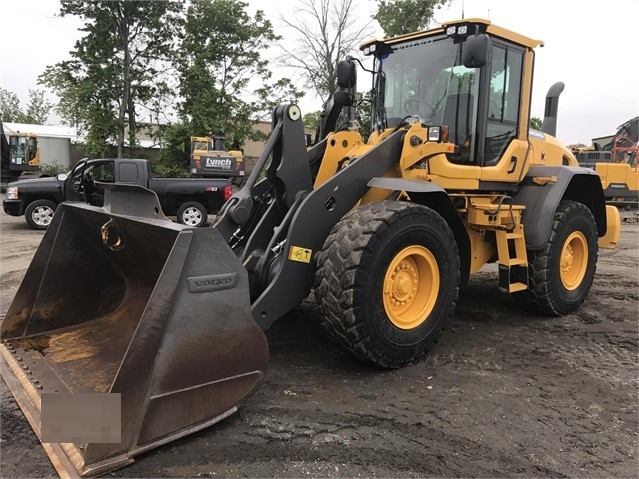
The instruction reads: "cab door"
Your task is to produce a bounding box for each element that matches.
[479,41,530,184]
[65,161,87,201]
[83,161,114,206]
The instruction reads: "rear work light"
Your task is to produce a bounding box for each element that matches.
[223,185,233,200]
[440,125,449,143]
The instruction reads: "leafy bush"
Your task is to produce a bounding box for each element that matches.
[39,162,68,176]
[150,162,189,178]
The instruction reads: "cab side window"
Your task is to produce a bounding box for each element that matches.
[485,45,523,165]
[92,162,114,182]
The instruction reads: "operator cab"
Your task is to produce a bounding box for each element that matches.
[362,19,540,171]
[8,134,38,170]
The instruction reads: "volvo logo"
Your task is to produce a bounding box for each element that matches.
[187,272,237,293]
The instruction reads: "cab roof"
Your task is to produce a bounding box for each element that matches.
[360,18,544,52]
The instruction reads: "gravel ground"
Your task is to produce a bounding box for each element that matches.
[1,200,637,478]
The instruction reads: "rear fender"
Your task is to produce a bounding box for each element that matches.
[513,166,607,250]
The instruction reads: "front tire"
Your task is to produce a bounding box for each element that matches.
[315,201,460,368]
[176,201,208,227]
[517,200,598,316]
[25,199,57,230]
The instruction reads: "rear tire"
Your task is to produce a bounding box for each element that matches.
[516,200,598,315]
[25,199,57,230]
[176,201,208,227]
[315,201,460,368]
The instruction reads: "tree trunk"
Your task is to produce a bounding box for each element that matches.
[117,3,131,159]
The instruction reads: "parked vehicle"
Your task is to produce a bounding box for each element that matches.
[2,157,232,229]
[190,132,246,180]
[574,117,639,207]
[1,119,40,183]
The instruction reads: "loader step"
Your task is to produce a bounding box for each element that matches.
[506,282,528,293]
[500,258,527,267]
[498,264,528,293]
[495,227,528,272]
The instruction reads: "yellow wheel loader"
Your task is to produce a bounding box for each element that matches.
[0,18,621,477]
[574,117,639,208]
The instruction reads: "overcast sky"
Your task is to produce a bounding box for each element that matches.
[1,0,637,145]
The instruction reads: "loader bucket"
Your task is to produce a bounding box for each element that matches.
[0,184,268,478]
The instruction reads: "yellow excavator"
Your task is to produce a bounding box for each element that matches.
[0,119,41,183]
[578,117,639,207]
[189,131,246,180]
[0,19,620,478]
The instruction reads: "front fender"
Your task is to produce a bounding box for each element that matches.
[367,177,471,287]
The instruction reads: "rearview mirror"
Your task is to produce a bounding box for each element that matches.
[337,60,357,89]
[462,34,492,68]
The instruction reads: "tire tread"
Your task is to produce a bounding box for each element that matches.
[315,201,459,368]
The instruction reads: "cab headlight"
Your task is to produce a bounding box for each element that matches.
[428,126,441,142]
[6,186,18,200]
[427,125,449,143]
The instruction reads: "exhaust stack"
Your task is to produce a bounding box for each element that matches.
[541,81,565,137]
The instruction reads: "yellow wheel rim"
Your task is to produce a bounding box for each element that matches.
[383,246,439,330]
[560,231,588,290]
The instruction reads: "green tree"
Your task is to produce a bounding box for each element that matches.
[24,89,54,124]
[355,91,372,141]
[39,1,181,157]
[175,0,301,150]
[529,116,542,130]
[0,88,23,122]
[0,88,53,124]
[373,0,450,38]
[156,122,192,175]
[303,111,322,131]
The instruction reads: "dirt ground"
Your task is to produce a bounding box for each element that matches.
[1,202,638,479]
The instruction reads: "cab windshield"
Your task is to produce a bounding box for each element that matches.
[373,34,479,150]
[191,140,209,153]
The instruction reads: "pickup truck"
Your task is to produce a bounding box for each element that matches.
[3,158,232,229]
